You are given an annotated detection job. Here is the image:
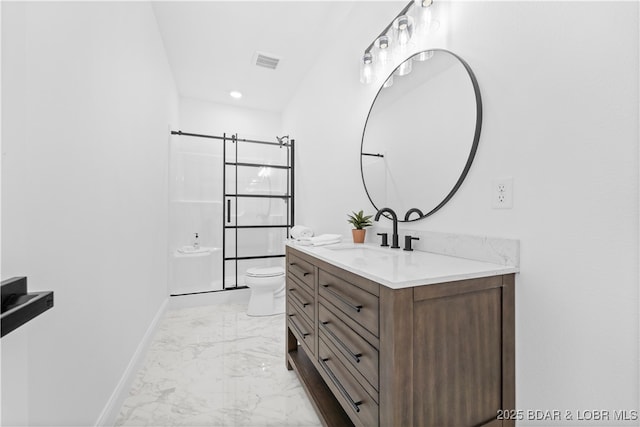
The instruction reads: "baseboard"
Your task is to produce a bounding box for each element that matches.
[94,297,169,426]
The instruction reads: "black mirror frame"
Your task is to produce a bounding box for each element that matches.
[360,49,483,222]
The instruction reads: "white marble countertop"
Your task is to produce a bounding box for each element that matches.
[286,241,519,290]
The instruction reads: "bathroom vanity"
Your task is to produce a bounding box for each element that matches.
[285,242,517,427]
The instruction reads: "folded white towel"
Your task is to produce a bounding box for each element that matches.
[310,234,342,246]
[291,225,314,239]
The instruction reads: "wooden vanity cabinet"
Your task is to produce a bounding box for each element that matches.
[285,246,515,427]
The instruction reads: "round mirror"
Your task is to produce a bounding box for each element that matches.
[360,49,482,221]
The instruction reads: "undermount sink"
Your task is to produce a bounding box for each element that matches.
[324,243,399,256]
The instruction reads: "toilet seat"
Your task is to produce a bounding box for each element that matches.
[246,266,284,278]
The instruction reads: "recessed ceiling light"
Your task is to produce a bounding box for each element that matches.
[230,91,242,99]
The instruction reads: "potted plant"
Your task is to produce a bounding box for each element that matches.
[347,210,373,244]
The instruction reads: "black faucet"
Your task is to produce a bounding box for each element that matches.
[404,235,420,251]
[404,208,424,221]
[376,233,389,247]
[374,208,400,249]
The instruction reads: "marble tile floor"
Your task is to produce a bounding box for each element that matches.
[115,303,321,427]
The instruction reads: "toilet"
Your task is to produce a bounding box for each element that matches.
[245,266,285,316]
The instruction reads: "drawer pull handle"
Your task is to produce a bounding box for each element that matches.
[320,321,361,363]
[288,314,310,339]
[288,288,311,308]
[321,284,363,313]
[319,357,362,413]
[289,263,311,277]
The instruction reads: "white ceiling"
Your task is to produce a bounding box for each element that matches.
[152,1,362,113]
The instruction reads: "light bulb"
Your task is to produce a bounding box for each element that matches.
[360,52,374,84]
[393,15,414,46]
[374,35,391,64]
[412,0,433,42]
[378,35,390,49]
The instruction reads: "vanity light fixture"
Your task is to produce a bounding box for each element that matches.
[360,0,434,85]
[229,90,243,99]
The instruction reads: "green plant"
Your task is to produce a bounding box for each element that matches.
[347,210,373,230]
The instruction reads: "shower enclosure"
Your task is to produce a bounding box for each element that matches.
[169,131,294,296]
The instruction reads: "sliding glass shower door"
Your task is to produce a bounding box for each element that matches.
[223,136,293,288]
[168,131,293,295]
[168,134,223,295]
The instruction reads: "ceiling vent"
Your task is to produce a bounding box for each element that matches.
[253,52,281,70]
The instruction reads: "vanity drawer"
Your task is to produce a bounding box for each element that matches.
[287,253,315,293]
[319,337,379,427]
[287,277,314,324]
[318,303,379,391]
[287,302,315,356]
[319,270,379,336]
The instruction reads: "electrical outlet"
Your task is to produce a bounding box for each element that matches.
[492,177,513,209]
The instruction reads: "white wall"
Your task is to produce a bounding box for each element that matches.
[284,1,639,424]
[179,96,282,139]
[1,2,178,425]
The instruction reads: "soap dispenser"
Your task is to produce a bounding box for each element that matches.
[193,233,200,250]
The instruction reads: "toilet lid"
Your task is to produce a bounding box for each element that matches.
[246,266,285,278]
